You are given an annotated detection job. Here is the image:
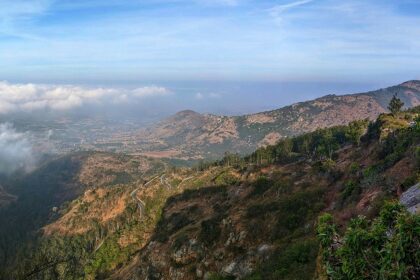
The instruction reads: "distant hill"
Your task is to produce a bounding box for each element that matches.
[137,80,420,159]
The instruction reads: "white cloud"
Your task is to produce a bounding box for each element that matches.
[0,123,34,174]
[132,86,171,98]
[195,92,221,100]
[0,81,172,114]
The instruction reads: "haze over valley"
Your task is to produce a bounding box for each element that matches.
[2,80,419,163]
[0,1,419,280]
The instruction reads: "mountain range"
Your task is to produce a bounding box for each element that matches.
[137,80,420,159]
[0,81,418,279]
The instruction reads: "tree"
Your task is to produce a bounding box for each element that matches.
[345,120,369,146]
[387,94,404,116]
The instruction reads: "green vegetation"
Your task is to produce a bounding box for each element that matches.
[245,119,369,165]
[1,106,419,279]
[340,180,361,204]
[214,169,239,186]
[246,239,319,280]
[317,202,419,279]
[388,94,405,116]
[197,119,370,170]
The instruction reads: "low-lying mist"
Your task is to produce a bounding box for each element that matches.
[0,123,35,174]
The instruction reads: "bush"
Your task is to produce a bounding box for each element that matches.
[214,171,238,186]
[272,187,326,239]
[246,239,318,280]
[401,176,417,192]
[340,180,361,203]
[246,202,280,218]
[349,162,360,174]
[317,201,420,279]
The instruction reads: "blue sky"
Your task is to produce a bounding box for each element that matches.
[0,0,419,115]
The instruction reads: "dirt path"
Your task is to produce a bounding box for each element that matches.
[177,176,195,188]
[130,175,159,218]
[160,174,172,189]
[130,174,195,218]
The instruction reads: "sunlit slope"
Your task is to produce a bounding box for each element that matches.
[137,81,420,159]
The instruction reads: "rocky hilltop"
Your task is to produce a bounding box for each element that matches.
[138,80,420,159]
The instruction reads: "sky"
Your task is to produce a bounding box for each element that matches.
[0,0,419,115]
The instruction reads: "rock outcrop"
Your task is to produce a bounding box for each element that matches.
[400,183,420,214]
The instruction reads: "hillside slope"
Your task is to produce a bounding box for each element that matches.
[138,80,420,159]
[0,107,418,280]
[116,109,419,280]
[0,152,166,279]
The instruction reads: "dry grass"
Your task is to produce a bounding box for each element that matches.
[140,150,181,158]
[43,187,130,236]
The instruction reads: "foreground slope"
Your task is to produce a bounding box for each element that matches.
[138,80,420,159]
[116,109,419,279]
[1,107,418,280]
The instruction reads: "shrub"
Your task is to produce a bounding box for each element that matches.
[317,201,420,279]
[214,171,238,186]
[340,180,361,203]
[401,176,417,192]
[246,239,318,280]
[349,162,360,174]
[246,202,279,218]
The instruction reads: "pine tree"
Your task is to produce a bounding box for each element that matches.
[387,94,404,116]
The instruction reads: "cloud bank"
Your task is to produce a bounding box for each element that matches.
[0,81,171,114]
[0,123,34,174]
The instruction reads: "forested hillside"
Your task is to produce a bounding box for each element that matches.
[0,106,418,279]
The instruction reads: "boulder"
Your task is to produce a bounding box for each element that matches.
[400,183,420,214]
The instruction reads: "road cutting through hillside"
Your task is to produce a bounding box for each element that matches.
[130,175,159,218]
[160,174,172,189]
[177,176,195,188]
[130,174,196,218]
